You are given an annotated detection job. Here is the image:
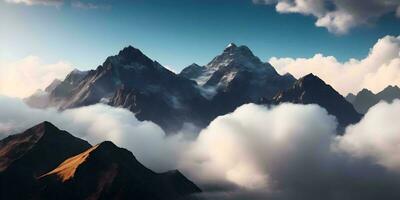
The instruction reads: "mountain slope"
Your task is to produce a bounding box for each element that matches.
[33,44,295,133]
[47,46,210,133]
[0,122,201,200]
[180,43,295,118]
[268,74,362,130]
[346,85,400,114]
[179,63,206,80]
[0,122,91,199]
[39,141,201,200]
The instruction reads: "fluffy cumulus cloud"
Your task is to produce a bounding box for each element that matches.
[339,100,400,172]
[254,0,400,34]
[3,96,400,199]
[0,56,73,98]
[184,102,400,200]
[270,35,400,95]
[181,103,337,189]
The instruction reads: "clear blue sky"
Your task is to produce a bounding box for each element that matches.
[1,0,399,72]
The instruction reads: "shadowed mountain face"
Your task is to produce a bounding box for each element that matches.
[0,122,201,200]
[0,122,91,199]
[346,86,400,114]
[265,74,363,130]
[47,46,210,133]
[33,44,363,135]
[41,44,295,133]
[180,43,295,119]
[39,141,200,200]
[179,63,206,81]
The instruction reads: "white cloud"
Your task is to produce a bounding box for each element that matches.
[181,103,337,189]
[270,35,400,95]
[0,56,73,98]
[183,102,400,199]
[0,95,191,172]
[3,96,400,199]
[254,0,400,34]
[4,0,63,6]
[338,100,400,172]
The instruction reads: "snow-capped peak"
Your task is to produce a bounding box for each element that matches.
[226,43,237,48]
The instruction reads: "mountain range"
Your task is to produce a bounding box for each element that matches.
[27,43,363,133]
[346,85,400,114]
[0,122,200,200]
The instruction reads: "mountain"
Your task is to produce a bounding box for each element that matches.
[377,85,400,102]
[0,122,201,200]
[24,70,87,109]
[179,63,206,80]
[346,89,379,114]
[0,122,91,199]
[346,85,400,114]
[180,43,295,98]
[38,141,201,200]
[180,43,295,118]
[266,74,362,130]
[47,69,89,105]
[45,79,63,93]
[44,44,294,133]
[46,46,210,133]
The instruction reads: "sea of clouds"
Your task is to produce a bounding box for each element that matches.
[2,95,400,200]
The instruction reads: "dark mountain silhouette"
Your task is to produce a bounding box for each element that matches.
[0,122,201,200]
[39,141,200,200]
[346,85,400,114]
[0,122,91,199]
[265,74,362,130]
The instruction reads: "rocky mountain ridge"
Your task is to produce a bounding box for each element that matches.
[0,122,201,200]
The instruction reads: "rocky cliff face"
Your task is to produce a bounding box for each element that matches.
[267,74,362,131]
[47,46,210,133]
[180,43,295,119]
[43,44,295,133]
[0,122,201,200]
[31,44,364,134]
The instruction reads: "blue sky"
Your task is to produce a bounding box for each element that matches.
[1,0,399,72]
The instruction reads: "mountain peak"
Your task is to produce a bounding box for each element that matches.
[300,73,319,81]
[358,88,375,96]
[273,74,362,130]
[188,63,201,68]
[118,45,141,56]
[28,121,60,137]
[118,45,147,59]
[39,121,56,128]
[222,43,254,57]
[296,73,325,88]
[94,141,119,152]
[382,85,400,91]
[225,42,237,50]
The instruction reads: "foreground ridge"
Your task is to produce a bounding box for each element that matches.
[0,122,201,200]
